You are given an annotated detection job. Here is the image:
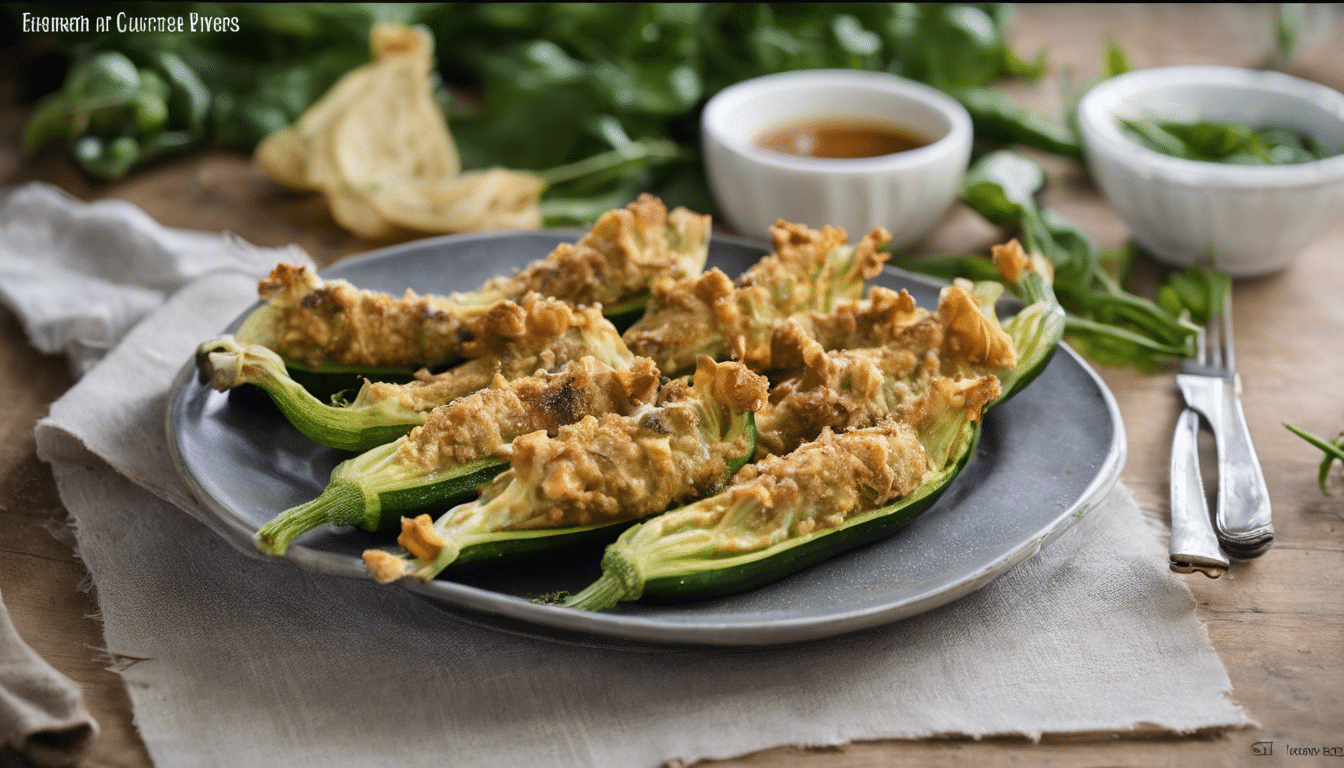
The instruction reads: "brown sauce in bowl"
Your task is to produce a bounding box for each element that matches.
[755,119,929,159]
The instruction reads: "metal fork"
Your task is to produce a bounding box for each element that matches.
[1174,292,1274,561]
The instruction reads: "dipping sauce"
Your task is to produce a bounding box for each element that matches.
[755,119,929,159]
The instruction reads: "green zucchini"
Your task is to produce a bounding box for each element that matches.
[362,358,767,584]
[578,424,978,606]
[201,300,640,452]
[279,359,419,404]
[409,414,758,577]
[253,356,665,556]
[232,196,710,388]
[994,247,1067,401]
[254,445,510,556]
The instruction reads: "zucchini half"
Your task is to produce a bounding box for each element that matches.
[254,447,509,557]
[362,392,763,586]
[414,414,758,578]
[570,421,978,608]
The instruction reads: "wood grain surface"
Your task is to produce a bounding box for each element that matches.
[2,6,1340,767]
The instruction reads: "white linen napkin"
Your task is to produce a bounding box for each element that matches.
[0,183,308,374]
[0,183,310,767]
[0,585,97,768]
[7,184,1251,768]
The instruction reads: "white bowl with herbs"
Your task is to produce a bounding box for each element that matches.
[700,69,973,249]
[1078,65,1344,277]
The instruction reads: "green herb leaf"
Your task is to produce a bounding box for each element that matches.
[1284,423,1344,495]
[1120,117,1337,165]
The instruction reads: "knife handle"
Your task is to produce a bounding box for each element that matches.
[1168,408,1228,577]
[1213,375,1274,558]
[1178,374,1274,559]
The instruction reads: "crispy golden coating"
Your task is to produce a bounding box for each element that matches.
[935,283,1018,374]
[991,238,1054,286]
[362,549,409,584]
[631,374,998,558]
[462,194,711,309]
[755,321,941,457]
[247,263,466,368]
[623,222,891,375]
[239,196,707,369]
[721,423,931,547]
[753,276,1009,457]
[396,356,662,472]
[438,359,767,532]
[360,295,633,412]
[767,286,941,370]
[396,514,445,561]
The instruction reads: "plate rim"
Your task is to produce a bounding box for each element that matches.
[166,229,1126,647]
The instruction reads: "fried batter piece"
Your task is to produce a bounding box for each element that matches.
[936,281,1018,375]
[235,196,709,369]
[456,194,711,310]
[753,280,1010,457]
[462,358,765,528]
[396,356,663,473]
[622,221,890,375]
[237,262,467,369]
[765,286,942,370]
[712,423,931,550]
[359,294,635,412]
[755,322,939,457]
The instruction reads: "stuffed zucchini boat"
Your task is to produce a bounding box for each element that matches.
[197,295,636,452]
[362,357,769,583]
[225,194,710,390]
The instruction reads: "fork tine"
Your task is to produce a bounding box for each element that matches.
[1205,305,1222,371]
[1220,292,1235,373]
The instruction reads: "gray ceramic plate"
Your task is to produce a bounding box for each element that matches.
[167,230,1125,648]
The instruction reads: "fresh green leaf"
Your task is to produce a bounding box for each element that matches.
[1284,423,1344,495]
[911,149,1200,371]
[1120,117,1337,164]
[1156,266,1230,324]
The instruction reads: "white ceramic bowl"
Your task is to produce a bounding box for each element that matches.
[1077,65,1344,277]
[700,69,972,249]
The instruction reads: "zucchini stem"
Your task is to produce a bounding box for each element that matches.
[198,336,426,451]
[254,480,372,556]
[562,569,635,612]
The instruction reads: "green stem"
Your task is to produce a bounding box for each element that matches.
[254,481,371,556]
[1284,423,1344,495]
[536,138,680,186]
[1063,316,1193,359]
[562,569,635,611]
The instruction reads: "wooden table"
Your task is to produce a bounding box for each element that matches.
[2,6,1340,767]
